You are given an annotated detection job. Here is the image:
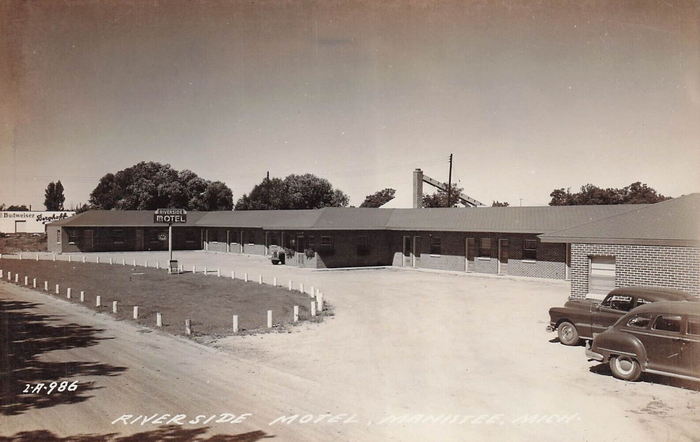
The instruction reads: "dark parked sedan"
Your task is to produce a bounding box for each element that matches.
[586,301,700,382]
[548,287,696,346]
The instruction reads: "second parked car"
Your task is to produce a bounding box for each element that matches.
[548,287,696,346]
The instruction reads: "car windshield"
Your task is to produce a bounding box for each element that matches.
[602,294,633,311]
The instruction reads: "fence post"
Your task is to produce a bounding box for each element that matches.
[300,283,304,294]
[14,273,18,283]
[67,288,72,299]
[204,266,207,275]
[244,273,248,282]
[0,270,3,279]
[156,313,162,327]
[185,319,192,335]
[36,253,39,261]
[96,295,101,307]
[33,278,36,288]
[310,301,316,317]
[273,277,277,287]
[44,281,48,291]
[193,264,196,273]
[83,256,86,263]
[19,252,22,260]
[231,270,235,279]
[24,276,28,285]
[52,254,56,261]
[55,284,59,294]
[96,256,100,264]
[122,258,126,265]
[80,291,85,302]
[267,310,272,328]
[259,275,263,285]
[233,315,239,333]
[133,259,136,266]
[112,301,118,313]
[293,305,299,322]
[289,280,292,291]
[133,306,139,319]
[145,260,148,268]
[316,292,324,312]
[68,255,72,262]
[156,261,159,269]
[109,257,113,265]
[217,269,221,277]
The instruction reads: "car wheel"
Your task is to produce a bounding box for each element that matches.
[557,321,581,346]
[609,355,642,381]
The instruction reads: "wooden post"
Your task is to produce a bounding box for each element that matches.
[96,256,100,264]
[289,280,292,291]
[44,281,48,291]
[156,261,159,269]
[52,253,56,261]
[109,257,113,265]
[316,292,324,312]
[193,264,196,273]
[112,301,118,313]
[24,276,28,285]
[133,306,139,319]
[0,270,3,279]
[204,266,207,275]
[80,291,85,302]
[133,259,136,266]
[267,310,272,328]
[96,295,101,307]
[145,260,148,267]
[19,252,22,260]
[293,305,299,322]
[67,288,71,299]
[55,284,59,294]
[259,275,263,285]
[68,255,72,262]
[217,268,221,277]
[310,301,316,317]
[122,258,126,265]
[33,278,36,288]
[232,315,239,333]
[185,319,191,335]
[311,286,315,297]
[300,283,304,294]
[36,253,39,261]
[14,273,18,283]
[244,273,248,282]
[273,277,277,287]
[156,313,162,327]
[231,270,235,279]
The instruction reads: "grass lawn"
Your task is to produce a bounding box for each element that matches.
[0,259,321,336]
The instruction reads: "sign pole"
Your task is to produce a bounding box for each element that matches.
[169,223,173,262]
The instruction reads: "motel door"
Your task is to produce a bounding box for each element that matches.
[402,236,412,267]
[412,236,421,267]
[498,239,509,275]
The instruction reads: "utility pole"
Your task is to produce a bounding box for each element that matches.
[447,154,453,208]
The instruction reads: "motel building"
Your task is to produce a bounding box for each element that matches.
[46,193,699,299]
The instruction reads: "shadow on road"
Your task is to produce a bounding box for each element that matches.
[0,299,127,416]
[0,426,270,441]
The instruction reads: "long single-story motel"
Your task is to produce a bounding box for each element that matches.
[46,193,699,299]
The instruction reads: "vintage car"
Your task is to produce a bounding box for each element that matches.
[586,301,700,382]
[548,287,696,346]
[270,246,286,265]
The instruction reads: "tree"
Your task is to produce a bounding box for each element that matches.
[360,188,396,208]
[492,201,509,207]
[549,182,670,206]
[44,181,65,210]
[236,173,350,210]
[422,185,465,208]
[88,162,233,210]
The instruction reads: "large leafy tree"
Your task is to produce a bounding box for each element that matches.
[422,185,465,208]
[549,182,670,206]
[236,173,350,210]
[360,188,396,208]
[44,181,65,210]
[88,162,233,210]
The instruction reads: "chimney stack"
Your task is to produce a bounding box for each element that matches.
[413,169,423,208]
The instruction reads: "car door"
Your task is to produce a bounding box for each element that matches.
[639,314,684,373]
[681,316,700,378]
[592,294,633,335]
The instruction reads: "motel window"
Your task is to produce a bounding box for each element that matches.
[185,229,196,243]
[479,238,491,258]
[357,235,369,255]
[320,236,333,250]
[67,229,78,245]
[246,231,255,244]
[149,229,160,243]
[430,237,442,255]
[217,229,227,242]
[111,229,125,244]
[522,239,537,261]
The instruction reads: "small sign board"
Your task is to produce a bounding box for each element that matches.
[153,208,187,224]
[158,233,168,241]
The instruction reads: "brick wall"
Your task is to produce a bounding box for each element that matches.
[571,243,700,299]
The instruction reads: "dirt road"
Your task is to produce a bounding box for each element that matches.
[2,251,699,441]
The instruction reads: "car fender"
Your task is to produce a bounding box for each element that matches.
[593,331,648,366]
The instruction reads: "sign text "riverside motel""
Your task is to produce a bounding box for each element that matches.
[153,209,187,224]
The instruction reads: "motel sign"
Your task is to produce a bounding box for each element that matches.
[153,208,187,224]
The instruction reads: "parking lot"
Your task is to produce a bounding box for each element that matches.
[2,250,699,441]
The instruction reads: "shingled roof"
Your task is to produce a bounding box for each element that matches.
[539,193,700,246]
[50,210,206,227]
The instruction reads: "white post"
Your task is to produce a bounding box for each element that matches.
[33,278,36,288]
[310,286,315,297]
[96,295,101,307]
[244,273,248,282]
[267,310,272,328]
[300,283,304,294]
[217,268,221,277]
[82,256,86,263]
[289,280,293,291]
[317,292,324,312]
[44,281,48,291]
[96,256,100,264]
[204,266,207,275]
[145,260,148,268]
[259,275,263,285]
[185,319,191,335]
[193,264,197,273]
[233,315,239,333]
[231,270,235,279]
[293,305,299,322]
[156,313,162,327]
[310,301,316,317]
[55,284,59,294]
[133,259,136,266]
[68,255,72,262]
[67,288,71,299]
[156,261,159,269]
[112,301,118,313]
[14,273,18,283]
[19,252,22,260]
[122,258,126,266]
[52,253,56,261]
[109,257,113,265]
[273,277,277,287]
[36,253,39,261]
[80,291,85,302]
[24,276,28,285]
[133,306,139,319]
[0,270,3,279]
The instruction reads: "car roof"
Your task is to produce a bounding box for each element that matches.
[629,301,700,316]
[609,286,693,300]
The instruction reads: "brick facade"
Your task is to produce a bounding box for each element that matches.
[570,243,700,299]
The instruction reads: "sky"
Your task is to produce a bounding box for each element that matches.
[1,0,698,210]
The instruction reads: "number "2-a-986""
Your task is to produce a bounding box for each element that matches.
[23,381,79,395]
